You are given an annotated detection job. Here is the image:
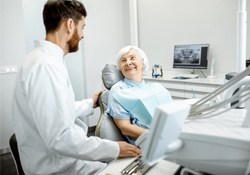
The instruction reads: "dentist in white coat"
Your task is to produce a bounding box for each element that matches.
[12,0,142,174]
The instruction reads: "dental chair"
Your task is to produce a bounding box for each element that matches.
[9,133,25,175]
[95,64,128,141]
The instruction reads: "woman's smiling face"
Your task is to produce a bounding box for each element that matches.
[119,49,144,82]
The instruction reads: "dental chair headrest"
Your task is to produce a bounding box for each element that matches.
[102,64,124,90]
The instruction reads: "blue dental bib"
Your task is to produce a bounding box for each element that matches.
[113,83,172,127]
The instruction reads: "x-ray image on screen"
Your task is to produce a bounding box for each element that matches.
[173,44,209,69]
[174,47,201,64]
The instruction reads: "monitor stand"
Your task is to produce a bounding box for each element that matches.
[191,69,207,78]
[191,69,195,74]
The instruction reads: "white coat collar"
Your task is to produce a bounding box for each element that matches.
[34,40,64,63]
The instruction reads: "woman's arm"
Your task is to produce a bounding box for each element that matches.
[113,118,146,139]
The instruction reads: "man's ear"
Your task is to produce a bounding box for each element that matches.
[65,18,75,34]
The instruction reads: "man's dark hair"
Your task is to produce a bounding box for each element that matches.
[43,0,87,34]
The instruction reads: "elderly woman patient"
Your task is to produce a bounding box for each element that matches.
[106,45,173,144]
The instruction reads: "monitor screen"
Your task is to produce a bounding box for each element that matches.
[142,101,190,166]
[173,44,209,69]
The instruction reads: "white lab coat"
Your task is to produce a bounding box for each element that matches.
[12,40,119,175]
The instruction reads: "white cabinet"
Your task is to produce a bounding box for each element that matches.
[144,76,226,100]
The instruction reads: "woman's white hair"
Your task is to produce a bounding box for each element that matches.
[116,45,150,72]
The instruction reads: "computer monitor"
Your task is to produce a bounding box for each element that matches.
[173,44,209,69]
[141,101,190,166]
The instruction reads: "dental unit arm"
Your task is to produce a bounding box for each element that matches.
[166,66,250,175]
[188,65,250,128]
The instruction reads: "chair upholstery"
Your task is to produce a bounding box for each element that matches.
[9,134,25,175]
[95,64,127,141]
[101,63,124,90]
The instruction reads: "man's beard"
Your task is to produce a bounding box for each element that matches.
[68,28,80,53]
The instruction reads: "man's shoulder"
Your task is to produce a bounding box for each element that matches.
[25,47,58,67]
[25,46,49,60]
[21,48,62,80]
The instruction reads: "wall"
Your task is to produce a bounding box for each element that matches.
[22,0,86,101]
[0,0,25,152]
[82,0,130,126]
[137,0,250,75]
[248,0,250,61]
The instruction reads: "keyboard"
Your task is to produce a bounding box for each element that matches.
[173,74,199,79]
[121,155,151,175]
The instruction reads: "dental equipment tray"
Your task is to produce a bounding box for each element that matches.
[121,155,151,175]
